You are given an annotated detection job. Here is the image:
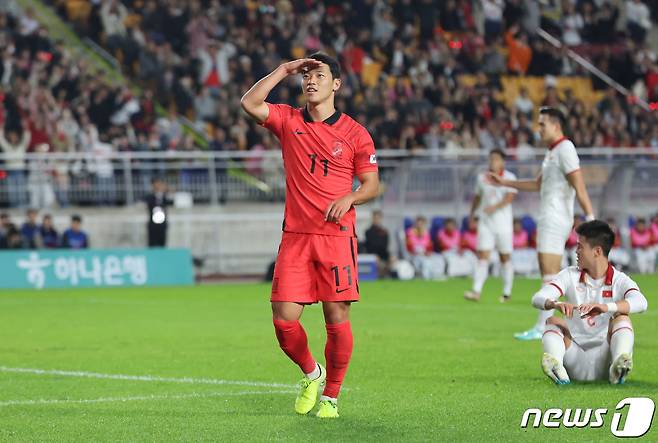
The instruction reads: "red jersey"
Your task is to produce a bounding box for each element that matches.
[261,103,378,237]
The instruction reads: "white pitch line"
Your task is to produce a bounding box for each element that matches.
[0,366,295,389]
[0,389,297,408]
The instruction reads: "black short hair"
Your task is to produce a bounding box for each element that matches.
[490,149,506,160]
[575,220,615,257]
[539,106,566,129]
[72,215,82,223]
[308,52,341,79]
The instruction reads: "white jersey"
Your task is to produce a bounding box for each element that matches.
[534,265,644,349]
[475,169,517,227]
[539,138,580,228]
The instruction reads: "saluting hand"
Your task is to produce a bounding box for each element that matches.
[280,58,322,76]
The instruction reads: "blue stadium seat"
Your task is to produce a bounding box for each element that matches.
[430,216,445,240]
[628,216,637,228]
[404,217,414,231]
[460,215,470,232]
[520,215,537,235]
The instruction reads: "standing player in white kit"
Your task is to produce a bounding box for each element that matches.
[489,107,595,340]
[464,149,517,302]
[532,220,648,384]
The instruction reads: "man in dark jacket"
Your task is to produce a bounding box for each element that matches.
[145,177,173,247]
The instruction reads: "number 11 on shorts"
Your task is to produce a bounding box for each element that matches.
[331,265,352,293]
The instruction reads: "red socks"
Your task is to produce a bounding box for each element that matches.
[273,319,354,399]
[323,321,353,398]
[272,319,317,374]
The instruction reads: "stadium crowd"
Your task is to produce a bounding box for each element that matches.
[0,0,657,208]
[42,0,658,155]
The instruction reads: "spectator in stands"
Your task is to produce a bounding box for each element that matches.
[511,217,539,276]
[606,217,630,270]
[0,213,10,248]
[364,210,391,276]
[62,214,89,249]
[406,216,444,280]
[513,219,529,249]
[630,217,655,273]
[40,214,59,248]
[100,0,129,59]
[437,218,460,252]
[651,213,658,243]
[505,24,532,75]
[561,3,584,46]
[20,208,41,249]
[482,0,505,39]
[461,217,478,253]
[2,223,23,249]
[514,86,534,117]
[625,0,651,44]
[0,124,30,207]
[438,218,475,277]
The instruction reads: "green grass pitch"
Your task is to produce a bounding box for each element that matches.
[0,276,656,442]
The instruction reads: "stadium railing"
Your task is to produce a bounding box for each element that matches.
[1,148,657,209]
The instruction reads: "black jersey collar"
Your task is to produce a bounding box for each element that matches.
[303,106,341,125]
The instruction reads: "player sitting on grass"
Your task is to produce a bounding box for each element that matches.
[531,220,648,385]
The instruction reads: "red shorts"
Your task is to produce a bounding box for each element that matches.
[271,232,360,304]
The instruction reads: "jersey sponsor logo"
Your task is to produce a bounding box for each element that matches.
[603,290,613,298]
[520,397,655,438]
[369,154,377,164]
[332,141,343,158]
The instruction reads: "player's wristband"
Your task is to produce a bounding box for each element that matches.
[585,214,595,222]
[606,302,618,313]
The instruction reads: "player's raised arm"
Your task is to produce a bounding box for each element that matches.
[240,58,322,123]
[565,170,595,221]
[487,172,541,192]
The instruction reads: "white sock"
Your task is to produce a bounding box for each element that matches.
[472,259,489,293]
[320,395,337,404]
[305,363,321,380]
[542,325,566,364]
[610,321,634,360]
[502,261,514,296]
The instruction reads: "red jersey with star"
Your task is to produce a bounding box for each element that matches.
[261,103,378,237]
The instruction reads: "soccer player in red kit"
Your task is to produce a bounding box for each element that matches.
[241,53,379,418]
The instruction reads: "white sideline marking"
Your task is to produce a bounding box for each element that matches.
[0,366,295,389]
[0,389,297,407]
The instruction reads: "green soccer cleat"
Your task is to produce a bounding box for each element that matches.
[316,399,339,418]
[294,364,326,415]
[609,353,633,385]
[514,327,543,341]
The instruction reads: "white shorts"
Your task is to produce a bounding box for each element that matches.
[563,340,611,382]
[536,221,571,255]
[477,221,513,254]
